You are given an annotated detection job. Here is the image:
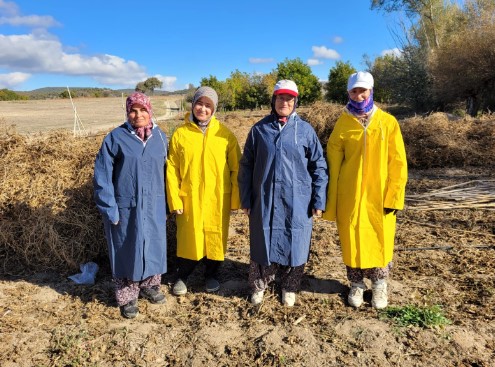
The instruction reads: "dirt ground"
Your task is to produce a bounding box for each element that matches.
[0,100,494,366]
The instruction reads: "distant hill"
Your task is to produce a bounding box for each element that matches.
[15,87,188,100]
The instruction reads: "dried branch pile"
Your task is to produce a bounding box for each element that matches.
[0,132,106,273]
[400,113,495,168]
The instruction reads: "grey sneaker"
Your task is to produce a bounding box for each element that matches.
[120,299,139,319]
[348,282,366,308]
[139,287,166,304]
[371,281,388,309]
[172,278,187,296]
[205,278,220,293]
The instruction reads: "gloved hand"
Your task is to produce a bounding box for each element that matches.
[384,208,398,215]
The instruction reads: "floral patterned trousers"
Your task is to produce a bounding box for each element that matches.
[346,262,393,283]
[114,274,162,306]
[249,260,305,293]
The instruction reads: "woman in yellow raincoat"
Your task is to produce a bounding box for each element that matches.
[323,71,407,309]
[166,86,241,295]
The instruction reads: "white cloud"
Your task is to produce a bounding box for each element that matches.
[312,46,340,60]
[0,0,59,28]
[0,0,19,17]
[0,1,152,88]
[0,71,30,88]
[307,58,323,66]
[154,75,178,91]
[0,15,60,28]
[249,57,274,64]
[0,34,149,87]
[381,47,402,57]
[333,36,343,44]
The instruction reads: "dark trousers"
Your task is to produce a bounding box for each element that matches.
[176,257,222,280]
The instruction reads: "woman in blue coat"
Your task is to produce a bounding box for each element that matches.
[94,92,168,318]
[238,80,328,307]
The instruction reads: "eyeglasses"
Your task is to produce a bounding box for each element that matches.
[275,95,295,103]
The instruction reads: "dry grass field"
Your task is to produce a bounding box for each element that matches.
[0,95,184,135]
[0,98,494,366]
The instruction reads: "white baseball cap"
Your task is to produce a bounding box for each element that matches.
[273,80,299,97]
[347,71,374,91]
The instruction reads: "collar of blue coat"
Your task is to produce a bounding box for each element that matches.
[271,111,298,126]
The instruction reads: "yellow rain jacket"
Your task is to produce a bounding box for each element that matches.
[322,108,408,268]
[166,113,241,261]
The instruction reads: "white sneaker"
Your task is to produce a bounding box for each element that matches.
[282,290,296,307]
[372,281,388,309]
[251,290,264,305]
[348,282,366,308]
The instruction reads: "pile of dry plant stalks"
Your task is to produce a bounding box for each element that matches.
[300,101,342,149]
[407,180,495,211]
[400,112,495,168]
[0,132,106,273]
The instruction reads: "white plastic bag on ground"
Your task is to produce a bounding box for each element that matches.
[68,262,99,285]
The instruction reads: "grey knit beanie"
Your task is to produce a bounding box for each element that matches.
[192,86,218,114]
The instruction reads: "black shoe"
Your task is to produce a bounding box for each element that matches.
[139,287,166,304]
[120,299,139,319]
[205,278,220,293]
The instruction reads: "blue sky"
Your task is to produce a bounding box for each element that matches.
[0,0,402,91]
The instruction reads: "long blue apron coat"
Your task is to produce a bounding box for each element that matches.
[238,113,328,267]
[93,122,168,281]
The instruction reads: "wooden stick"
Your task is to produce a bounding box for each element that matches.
[293,315,306,325]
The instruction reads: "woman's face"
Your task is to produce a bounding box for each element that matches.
[274,93,295,117]
[128,103,150,128]
[193,97,214,122]
[348,87,371,102]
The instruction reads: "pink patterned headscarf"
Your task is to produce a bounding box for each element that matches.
[126,92,153,141]
[126,92,152,117]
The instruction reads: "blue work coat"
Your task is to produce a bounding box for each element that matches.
[238,113,328,267]
[93,121,168,281]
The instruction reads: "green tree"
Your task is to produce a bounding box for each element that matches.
[276,58,322,105]
[238,73,271,110]
[224,70,251,110]
[261,71,278,99]
[200,75,223,92]
[58,90,76,99]
[368,45,433,110]
[368,54,397,103]
[325,61,356,104]
[135,82,146,93]
[0,89,28,101]
[143,77,163,95]
[430,20,495,116]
